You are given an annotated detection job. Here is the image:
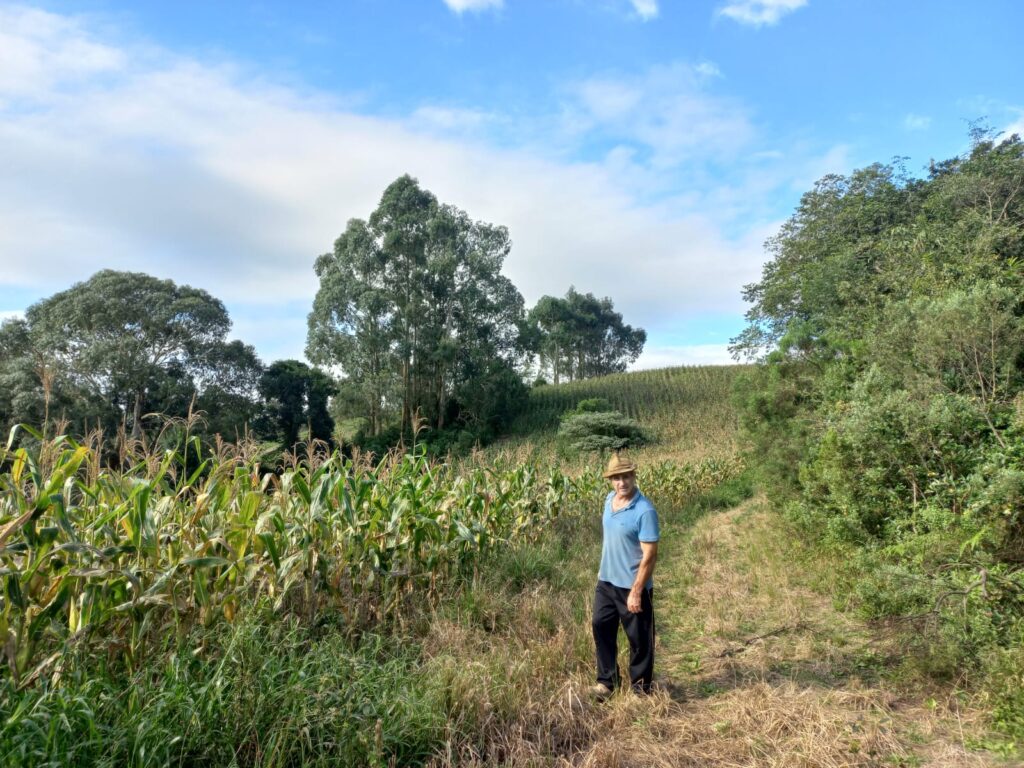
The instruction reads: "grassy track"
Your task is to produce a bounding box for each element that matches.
[567,492,1015,767]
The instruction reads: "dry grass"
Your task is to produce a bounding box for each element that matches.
[634,500,1004,768]
[417,498,1010,766]
[569,682,906,768]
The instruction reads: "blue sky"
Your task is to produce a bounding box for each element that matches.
[1,0,1021,368]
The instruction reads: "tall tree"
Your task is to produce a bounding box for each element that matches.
[527,288,646,382]
[1,270,262,439]
[308,218,395,436]
[370,176,435,432]
[258,360,337,448]
[307,175,527,435]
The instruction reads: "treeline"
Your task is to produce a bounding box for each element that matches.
[735,130,1024,738]
[0,175,645,455]
[527,289,645,385]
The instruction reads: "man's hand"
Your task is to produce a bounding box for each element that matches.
[627,588,643,613]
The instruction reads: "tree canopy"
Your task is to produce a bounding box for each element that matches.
[1,178,649,458]
[0,270,262,441]
[527,288,646,384]
[257,359,337,448]
[733,132,1024,684]
[307,175,529,439]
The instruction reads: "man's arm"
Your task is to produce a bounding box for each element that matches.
[627,541,658,613]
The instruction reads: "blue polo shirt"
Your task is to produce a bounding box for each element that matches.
[598,490,659,589]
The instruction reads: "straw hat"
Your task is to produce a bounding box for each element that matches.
[603,453,637,478]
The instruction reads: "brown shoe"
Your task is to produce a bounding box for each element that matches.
[588,683,613,702]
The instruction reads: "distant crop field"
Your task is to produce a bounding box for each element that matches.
[509,364,745,462]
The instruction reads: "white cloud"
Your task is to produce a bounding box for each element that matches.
[0,6,124,100]
[442,0,503,14]
[630,0,659,21]
[411,105,496,134]
[633,343,735,369]
[567,62,752,167]
[904,113,931,131]
[1004,110,1024,140]
[694,61,723,78]
[0,310,25,322]
[718,0,807,27]
[0,8,781,363]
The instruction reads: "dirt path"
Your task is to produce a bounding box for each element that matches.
[569,499,1013,767]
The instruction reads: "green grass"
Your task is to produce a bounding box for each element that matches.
[0,619,446,768]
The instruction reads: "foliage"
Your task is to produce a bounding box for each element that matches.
[558,410,651,453]
[0,622,444,768]
[0,270,263,443]
[0,416,745,765]
[733,132,1024,736]
[526,287,646,384]
[0,428,591,688]
[307,175,528,438]
[514,364,742,435]
[566,397,613,415]
[257,359,337,449]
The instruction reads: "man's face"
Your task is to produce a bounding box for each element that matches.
[609,471,636,498]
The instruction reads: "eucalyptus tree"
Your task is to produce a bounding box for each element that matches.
[527,288,646,383]
[307,217,395,436]
[308,175,528,436]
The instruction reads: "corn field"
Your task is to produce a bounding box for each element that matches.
[515,364,743,433]
[0,426,741,693]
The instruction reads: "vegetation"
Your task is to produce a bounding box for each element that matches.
[3,354,1018,764]
[0,175,652,459]
[6,134,1023,760]
[307,174,530,441]
[0,400,741,766]
[526,288,646,385]
[0,270,262,443]
[257,359,337,448]
[557,398,652,453]
[516,364,740,432]
[509,364,740,467]
[733,130,1024,743]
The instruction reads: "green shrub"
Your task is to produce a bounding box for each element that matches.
[557,410,651,452]
[566,397,613,415]
[985,642,1024,745]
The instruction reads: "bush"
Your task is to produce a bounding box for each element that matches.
[567,397,613,415]
[557,410,651,452]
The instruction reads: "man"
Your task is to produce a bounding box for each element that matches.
[590,452,659,700]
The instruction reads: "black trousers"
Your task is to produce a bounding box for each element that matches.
[592,580,655,692]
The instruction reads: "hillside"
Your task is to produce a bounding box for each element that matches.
[500,364,743,463]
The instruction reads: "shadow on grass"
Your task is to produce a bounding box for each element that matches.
[658,624,905,706]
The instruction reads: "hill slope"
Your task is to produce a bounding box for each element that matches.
[501,364,743,463]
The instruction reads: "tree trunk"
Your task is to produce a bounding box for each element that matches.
[436,371,445,430]
[401,358,411,433]
[131,390,144,439]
